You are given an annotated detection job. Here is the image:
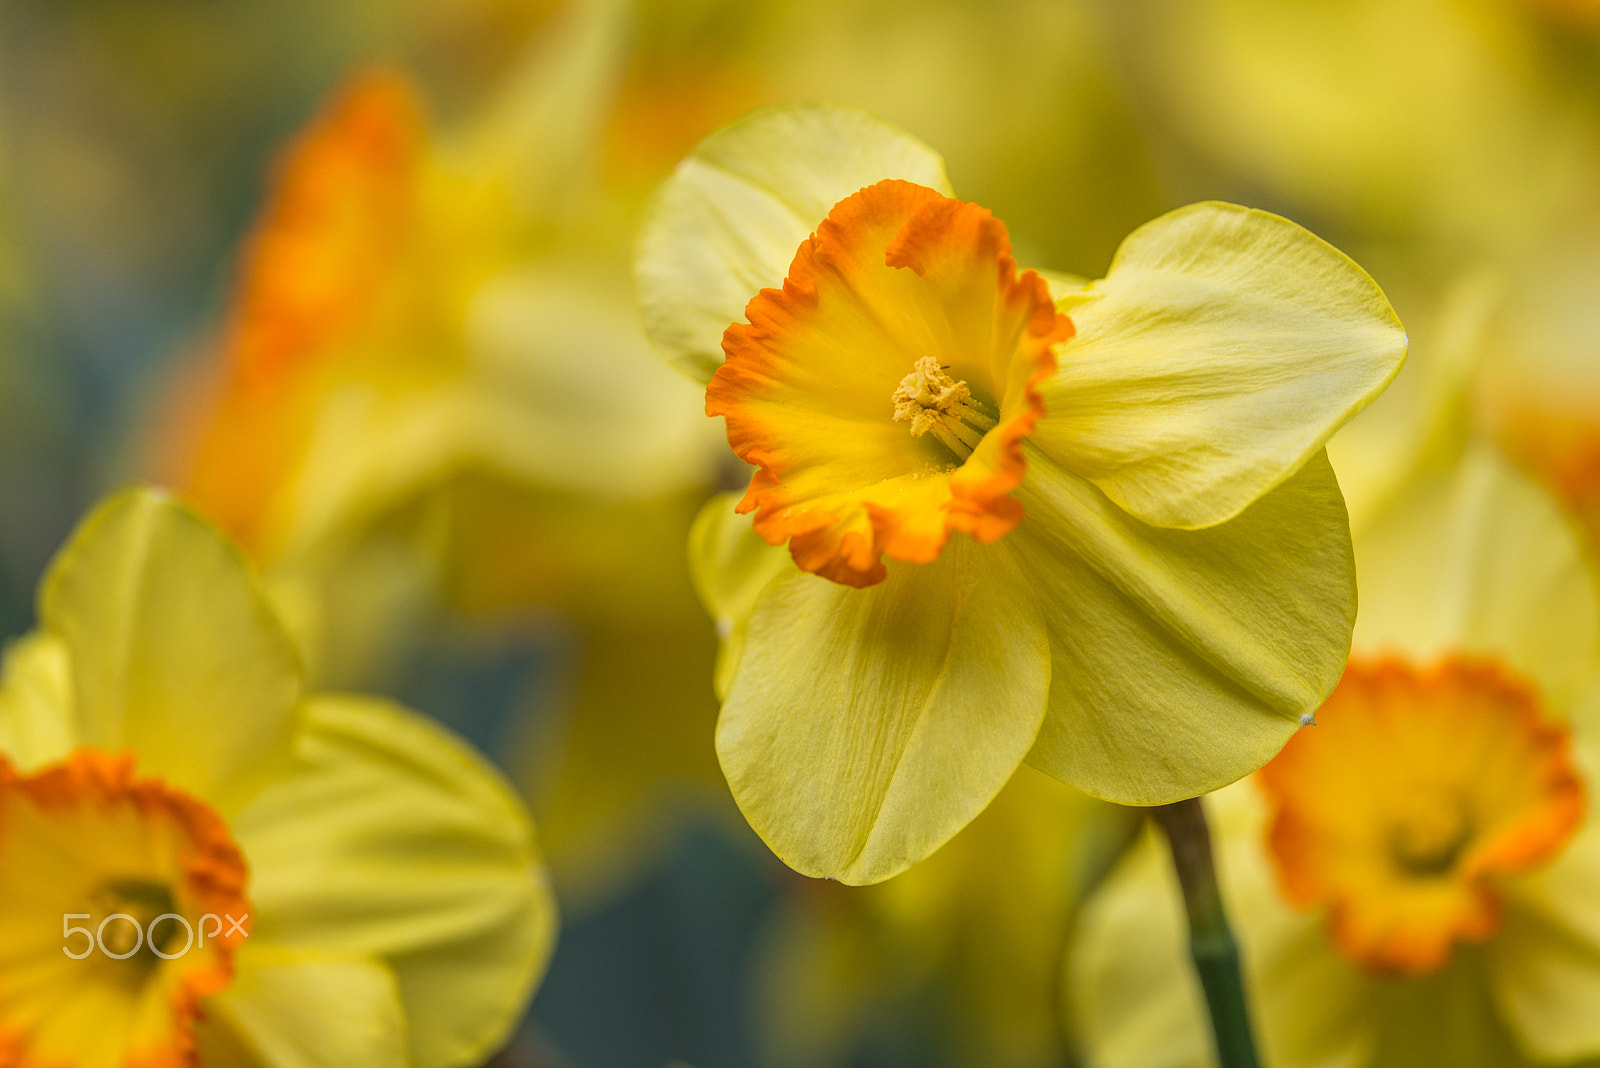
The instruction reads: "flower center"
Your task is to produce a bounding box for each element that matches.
[92,879,186,970]
[1388,794,1473,877]
[707,179,1071,587]
[0,751,252,1068]
[890,357,997,460]
[1257,657,1585,977]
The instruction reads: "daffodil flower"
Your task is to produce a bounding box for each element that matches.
[169,55,714,573]
[152,54,733,907]
[1070,446,1600,1068]
[639,103,1408,883]
[0,489,556,1068]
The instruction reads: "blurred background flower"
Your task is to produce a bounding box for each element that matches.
[4,0,1600,1065]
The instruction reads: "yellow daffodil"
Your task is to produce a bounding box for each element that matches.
[0,488,556,1068]
[1070,444,1600,1068]
[146,41,733,906]
[151,1,722,646]
[161,51,713,581]
[640,102,1407,883]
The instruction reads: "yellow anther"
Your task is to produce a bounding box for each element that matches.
[891,357,996,459]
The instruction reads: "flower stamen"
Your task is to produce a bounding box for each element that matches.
[891,357,997,460]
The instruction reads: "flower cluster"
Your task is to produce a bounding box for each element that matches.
[7,2,1600,1064]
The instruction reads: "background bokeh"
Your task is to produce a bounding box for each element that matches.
[3,1,1598,1066]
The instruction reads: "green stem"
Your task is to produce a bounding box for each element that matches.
[1151,798,1262,1068]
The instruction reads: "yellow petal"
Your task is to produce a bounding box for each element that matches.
[272,382,471,559]
[1020,448,1354,804]
[0,632,75,771]
[461,0,629,211]
[686,492,794,700]
[231,694,556,1068]
[1489,878,1600,1064]
[1373,968,1541,1067]
[1488,733,1600,1063]
[717,536,1050,884]
[199,945,407,1068]
[1352,443,1599,710]
[765,764,1136,1067]
[1067,827,1215,1068]
[1326,269,1499,534]
[636,102,952,383]
[39,488,301,815]
[467,264,721,499]
[1034,201,1406,530]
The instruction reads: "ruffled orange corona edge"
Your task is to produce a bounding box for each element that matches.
[1493,399,1600,551]
[0,751,253,1068]
[708,179,1072,587]
[1258,657,1586,976]
[169,69,424,557]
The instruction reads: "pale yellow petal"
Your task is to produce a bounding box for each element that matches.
[231,694,555,1068]
[1021,448,1354,804]
[0,632,75,771]
[1035,202,1406,530]
[1068,827,1214,1068]
[1325,269,1499,534]
[199,945,407,1068]
[273,381,471,559]
[717,536,1050,884]
[462,0,628,212]
[1488,888,1600,1064]
[1352,442,1599,709]
[1489,733,1600,1063]
[1365,957,1537,1067]
[1213,784,1374,1068]
[686,492,794,700]
[636,102,952,383]
[39,488,301,814]
[467,263,722,499]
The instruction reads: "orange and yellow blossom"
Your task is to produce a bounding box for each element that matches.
[157,42,716,595]
[0,489,556,1068]
[0,753,251,1068]
[1260,657,1584,979]
[1071,445,1600,1068]
[642,102,1408,883]
[149,43,734,907]
[174,69,438,556]
[707,178,1070,587]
